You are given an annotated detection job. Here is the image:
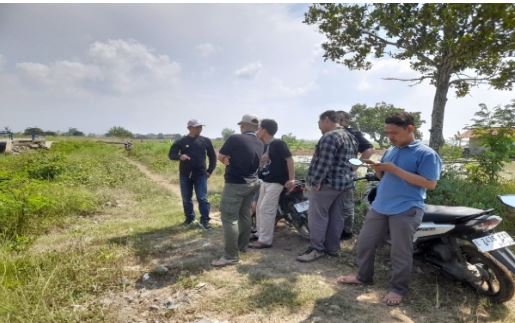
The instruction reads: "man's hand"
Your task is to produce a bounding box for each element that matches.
[179,154,191,161]
[371,162,397,173]
[285,180,296,191]
[219,155,230,166]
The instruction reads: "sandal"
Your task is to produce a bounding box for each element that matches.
[382,291,403,306]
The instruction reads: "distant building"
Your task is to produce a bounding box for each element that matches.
[459,127,515,156]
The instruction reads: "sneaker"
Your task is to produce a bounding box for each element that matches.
[249,234,259,242]
[248,241,272,249]
[296,247,325,262]
[182,219,194,227]
[326,250,339,257]
[198,222,212,230]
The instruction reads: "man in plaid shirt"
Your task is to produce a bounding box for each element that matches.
[297,110,357,262]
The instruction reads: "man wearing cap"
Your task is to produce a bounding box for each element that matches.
[169,119,217,230]
[212,114,264,267]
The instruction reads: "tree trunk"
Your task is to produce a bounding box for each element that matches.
[429,63,452,153]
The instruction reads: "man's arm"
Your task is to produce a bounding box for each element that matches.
[360,147,375,160]
[206,139,217,175]
[309,135,336,190]
[168,140,181,160]
[371,163,437,189]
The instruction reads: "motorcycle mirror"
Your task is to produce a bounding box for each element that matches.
[498,195,515,208]
[349,158,364,166]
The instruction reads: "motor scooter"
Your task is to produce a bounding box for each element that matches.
[350,158,515,303]
[251,179,310,239]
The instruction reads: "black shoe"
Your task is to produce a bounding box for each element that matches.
[326,250,339,257]
[249,234,259,242]
[340,232,353,241]
[182,220,194,227]
[199,222,212,230]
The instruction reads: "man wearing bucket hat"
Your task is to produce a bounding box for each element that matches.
[169,119,217,230]
[212,114,264,267]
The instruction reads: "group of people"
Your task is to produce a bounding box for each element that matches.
[169,110,442,306]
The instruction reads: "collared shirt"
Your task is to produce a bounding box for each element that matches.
[307,128,357,191]
[371,140,442,215]
[168,135,217,178]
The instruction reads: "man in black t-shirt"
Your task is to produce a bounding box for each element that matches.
[169,119,217,229]
[336,110,375,240]
[249,119,295,249]
[211,114,263,267]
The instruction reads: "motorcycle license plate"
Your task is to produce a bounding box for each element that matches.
[294,200,309,213]
[472,231,515,253]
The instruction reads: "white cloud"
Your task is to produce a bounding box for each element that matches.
[196,43,217,57]
[87,39,181,93]
[234,62,262,79]
[15,39,181,95]
[0,54,5,70]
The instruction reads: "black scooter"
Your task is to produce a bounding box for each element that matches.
[251,180,310,239]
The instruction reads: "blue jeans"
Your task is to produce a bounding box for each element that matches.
[179,174,210,224]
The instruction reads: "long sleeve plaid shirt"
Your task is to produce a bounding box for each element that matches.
[307,128,358,190]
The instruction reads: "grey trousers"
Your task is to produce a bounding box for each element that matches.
[356,207,423,295]
[308,186,354,253]
[220,181,260,260]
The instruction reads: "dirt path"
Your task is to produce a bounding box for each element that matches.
[124,157,182,197]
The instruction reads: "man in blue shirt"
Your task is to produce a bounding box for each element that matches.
[336,112,442,306]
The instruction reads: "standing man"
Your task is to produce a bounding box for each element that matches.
[212,114,263,267]
[337,112,442,306]
[249,119,295,249]
[297,110,357,262]
[336,110,375,240]
[169,119,217,230]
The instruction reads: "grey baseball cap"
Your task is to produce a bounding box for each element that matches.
[187,119,204,127]
[237,114,259,126]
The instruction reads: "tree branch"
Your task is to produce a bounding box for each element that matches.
[382,76,432,85]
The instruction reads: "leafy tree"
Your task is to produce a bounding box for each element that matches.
[23,127,44,136]
[65,128,84,136]
[106,126,134,138]
[465,101,515,183]
[350,102,425,148]
[304,3,514,152]
[221,128,235,141]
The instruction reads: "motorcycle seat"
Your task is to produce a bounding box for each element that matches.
[423,204,488,222]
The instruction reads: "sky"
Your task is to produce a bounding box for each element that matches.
[0,3,513,141]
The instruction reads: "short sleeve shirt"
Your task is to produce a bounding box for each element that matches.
[219,132,264,184]
[371,140,442,215]
[260,139,292,185]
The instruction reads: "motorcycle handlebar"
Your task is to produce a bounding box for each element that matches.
[354,173,379,182]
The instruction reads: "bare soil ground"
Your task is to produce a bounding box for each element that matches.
[68,160,515,322]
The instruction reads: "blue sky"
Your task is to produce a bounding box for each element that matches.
[1,4,512,140]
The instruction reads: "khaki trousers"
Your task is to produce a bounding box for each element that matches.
[220,181,260,260]
[256,181,284,245]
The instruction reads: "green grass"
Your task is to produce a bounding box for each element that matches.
[0,137,187,321]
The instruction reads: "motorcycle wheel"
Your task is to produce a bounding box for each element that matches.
[461,245,515,303]
[291,221,309,240]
